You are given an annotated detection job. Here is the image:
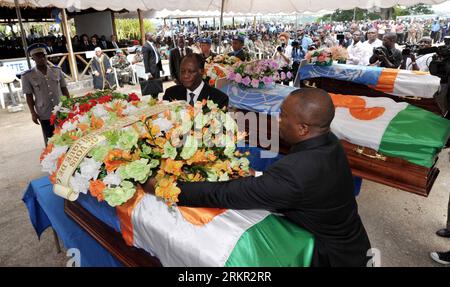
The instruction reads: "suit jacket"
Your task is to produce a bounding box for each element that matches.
[177,132,371,267]
[163,83,228,109]
[169,47,193,83]
[142,41,160,78]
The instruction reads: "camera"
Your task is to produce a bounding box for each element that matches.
[373,47,386,56]
[402,44,419,56]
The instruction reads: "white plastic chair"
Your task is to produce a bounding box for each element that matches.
[109,58,120,88]
[126,54,138,85]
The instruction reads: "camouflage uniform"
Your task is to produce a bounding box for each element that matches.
[111,53,133,85]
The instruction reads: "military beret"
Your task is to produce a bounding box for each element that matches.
[232,35,245,43]
[198,38,212,44]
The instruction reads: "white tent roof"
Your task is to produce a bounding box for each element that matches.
[0,0,448,13]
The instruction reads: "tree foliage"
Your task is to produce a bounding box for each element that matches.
[115,19,155,41]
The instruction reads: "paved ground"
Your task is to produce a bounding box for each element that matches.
[0,83,449,267]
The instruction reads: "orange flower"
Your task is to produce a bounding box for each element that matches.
[155,176,181,207]
[161,158,184,176]
[150,124,160,137]
[40,143,54,162]
[90,115,104,130]
[49,171,57,184]
[104,149,131,172]
[209,78,216,86]
[89,180,106,202]
[206,151,217,162]
[186,150,208,165]
[78,123,90,133]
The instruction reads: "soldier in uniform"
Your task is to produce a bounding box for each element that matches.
[22,43,70,145]
[227,35,251,61]
[198,38,217,62]
[111,49,133,87]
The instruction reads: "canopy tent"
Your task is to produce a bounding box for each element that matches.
[0,0,447,13]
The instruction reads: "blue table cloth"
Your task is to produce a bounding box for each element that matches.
[22,176,122,267]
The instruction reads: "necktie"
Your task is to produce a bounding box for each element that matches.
[181,48,185,58]
[189,92,195,106]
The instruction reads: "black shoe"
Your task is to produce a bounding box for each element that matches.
[430,251,450,265]
[436,228,450,238]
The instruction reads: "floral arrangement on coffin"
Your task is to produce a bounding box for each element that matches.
[203,54,241,87]
[305,46,348,66]
[40,97,250,208]
[50,90,144,128]
[226,59,292,89]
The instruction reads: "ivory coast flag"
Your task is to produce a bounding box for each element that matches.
[330,94,450,168]
[116,189,315,267]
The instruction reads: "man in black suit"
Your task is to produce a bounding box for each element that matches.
[169,36,192,85]
[163,53,228,109]
[142,32,161,98]
[146,88,371,267]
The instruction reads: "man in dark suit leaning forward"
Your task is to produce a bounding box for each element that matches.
[163,53,229,109]
[147,88,371,266]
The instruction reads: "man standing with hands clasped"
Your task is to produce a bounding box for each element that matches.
[22,43,70,145]
[142,32,162,98]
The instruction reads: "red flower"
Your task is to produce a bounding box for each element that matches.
[79,103,92,114]
[68,112,76,119]
[128,93,140,102]
[88,99,98,107]
[50,114,57,126]
[98,95,113,104]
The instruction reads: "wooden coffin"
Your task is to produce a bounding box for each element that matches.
[64,200,161,267]
[234,108,439,197]
[300,77,447,117]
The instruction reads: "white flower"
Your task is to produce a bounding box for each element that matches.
[92,104,108,119]
[79,157,102,180]
[61,120,78,133]
[103,170,122,187]
[51,102,63,114]
[122,103,138,116]
[41,145,69,173]
[219,173,229,181]
[69,172,90,194]
[152,117,173,134]
[75,113,89,124]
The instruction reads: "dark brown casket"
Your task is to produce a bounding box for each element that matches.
[234,108,440,197]
[300,77,448,117]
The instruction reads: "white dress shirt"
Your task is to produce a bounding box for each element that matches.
[347,41,366,65]
[147,41,160,63]
[361,39,383,66]
[405,53,434,72]
[186,81,204,105]
[179,47,186,58]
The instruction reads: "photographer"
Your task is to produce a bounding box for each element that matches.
[400,37,434,72]
[291,40,305,79]
[273,32,292,85]
[369,33,402,68]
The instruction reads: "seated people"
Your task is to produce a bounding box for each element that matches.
[111,49,133,86]
[163,53,229,109]
[369,32,402,68]
[227,35,251,62]
[146,88,371,267]
[91,47,115,90]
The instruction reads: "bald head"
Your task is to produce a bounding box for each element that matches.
[279,88,335,144]
[289,88,335,129]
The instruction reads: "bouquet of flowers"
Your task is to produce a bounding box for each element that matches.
[203,54,241,87]
[227,59,292,88]
[50,90,144,128]
[305,46,348,66]
[40,93,250,208]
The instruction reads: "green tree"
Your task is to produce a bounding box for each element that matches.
[115,19,155,41]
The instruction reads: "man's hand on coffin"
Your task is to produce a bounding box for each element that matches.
[142,177,157,195]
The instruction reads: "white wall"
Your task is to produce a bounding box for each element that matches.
[74,11,114,39]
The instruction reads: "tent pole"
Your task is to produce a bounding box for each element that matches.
[197,17,201,35]
[138,9,145,46]
[219,0,225,54]
[61,8,78,82]
[14,0,31,68]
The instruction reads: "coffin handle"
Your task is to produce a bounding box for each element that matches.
[397,95,422,100]
[354,146,387,161]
